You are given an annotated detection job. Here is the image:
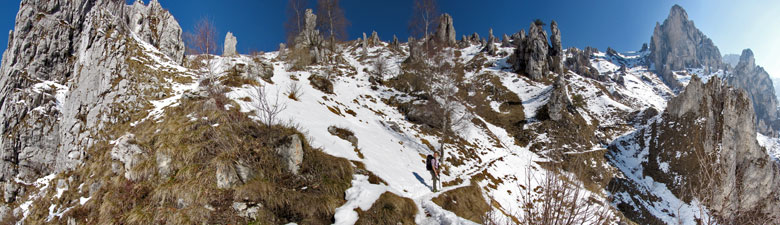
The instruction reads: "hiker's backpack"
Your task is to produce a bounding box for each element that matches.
[426,155,434,171]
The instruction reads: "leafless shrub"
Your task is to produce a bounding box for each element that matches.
[515,165,613,225]
[248,85,287,128]
[371,56,390,83]
[286,81,303,101]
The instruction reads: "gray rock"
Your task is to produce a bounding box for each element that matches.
[501,34,511,47]
[649,5,723,91]
[216,163,240,189]
[509,22,551,80]
[293,9,328,64]
[127,0,185,63]
[275,134,305,175]
[565,47,601,80]
[223,32,238,57]
[110,134,146,181]
[370,31,380,46]
[482,28,498,55]
[724,49,779,137]
[390,35,399,49]
[156,151,172,178]
[235,161,255,183]
[434,13,456,46]
[658,76,780,218]
[3,182,18,203]
[362,32,369,55]
[0,0,186,183]
[548,76,572,121]
[406,37,423,63]
[548,20,564,75]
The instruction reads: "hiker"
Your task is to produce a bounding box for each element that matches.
[426,152,440,192]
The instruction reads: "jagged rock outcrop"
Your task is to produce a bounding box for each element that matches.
[126,0,185,63]
[564,47,601,80]
[724,49,779,137]
[406,37,423,63]
[293,9,326,63]
[547,76,573,121]
[501,34,511,47]
[0,0,184,184]
[390,35,399,49]
[649,5,723,90]
[433,13,456,46]
[482,28,498,55]
[223,32,237,57]
[509,21,564,80]
[548,20,564,75]
[369,30,380,46]
[612,76,780,221]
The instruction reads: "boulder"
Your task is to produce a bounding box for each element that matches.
[275,134,305,175]
[110,134,146,181]
[223,32,238,57]
[308,74,334,94]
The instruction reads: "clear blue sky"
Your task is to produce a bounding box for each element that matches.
[1,0,778,76]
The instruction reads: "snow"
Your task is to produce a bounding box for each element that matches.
[757,132,780,161]
[30,80,70,111]
[608,118,713,224]
[333,175,389,225]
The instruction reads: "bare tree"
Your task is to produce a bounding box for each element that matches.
[371,56,390,83]
[184,17,219,84]
[285,0,308,47]
[408,0,439,40]
[428,49,470,170]
[515,165,614,225]
[249,85,288,128]
[316,0,349,50]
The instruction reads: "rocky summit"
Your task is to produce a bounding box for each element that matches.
[0,1,778,224]
[649,5,723,90]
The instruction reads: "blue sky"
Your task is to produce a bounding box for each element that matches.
[1,0,778,76]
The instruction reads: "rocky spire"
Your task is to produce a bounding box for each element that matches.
[649,4,723,91]
[434,13,456,46]
[724,49,779,136]
[655,76,780,218]
[223,32,237,57]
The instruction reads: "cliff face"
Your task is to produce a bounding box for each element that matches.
[609,76,780,222]
[0,0,185,182]
[649,5,723,90]
[724,49,779,137]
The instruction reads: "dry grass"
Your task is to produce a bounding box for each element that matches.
[28,94,354,225]
[221,66,260,88]
[356,192,417,225]
[432,182,490,223]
